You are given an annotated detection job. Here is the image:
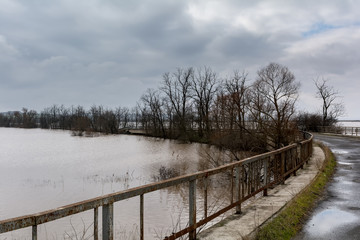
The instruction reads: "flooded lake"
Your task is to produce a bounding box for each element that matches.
[0,128,234,239]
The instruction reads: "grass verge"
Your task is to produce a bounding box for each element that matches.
[255,142,337,240]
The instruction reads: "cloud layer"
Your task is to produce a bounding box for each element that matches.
[1,0,359,118]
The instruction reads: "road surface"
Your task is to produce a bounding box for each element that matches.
[294,134,360,240]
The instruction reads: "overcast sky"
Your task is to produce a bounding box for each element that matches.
[1,0,359,119]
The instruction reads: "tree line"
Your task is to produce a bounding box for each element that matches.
[138,63,300,151]
[0,105,137,135]
[0,62,343,151]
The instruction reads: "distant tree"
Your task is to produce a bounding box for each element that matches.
[39,109,50,129]
[250,63,300,149]
[13,111,22,127]
[88,105,104,132]
[72,105,90,134]
[49,105,60,129]
[40,104,63,129]
[102,109,118,134]
[212,88,228,130]
[161,67,193,137]
[0,113,10,127]
[131,106,141,129]
[191,66,219,138]
[140,89,166,137]
[21,108,38,128]
[211,71,257,151]
[315,78,345,126]
[296,112,323,132]
[58,105,70,130]
[115,106,130,129]
[223,70,249,133]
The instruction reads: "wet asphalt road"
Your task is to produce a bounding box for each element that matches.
[294,134,360,240]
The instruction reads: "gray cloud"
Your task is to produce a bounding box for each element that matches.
[1,0,360,119]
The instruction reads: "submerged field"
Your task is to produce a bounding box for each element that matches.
[0,128,238,239]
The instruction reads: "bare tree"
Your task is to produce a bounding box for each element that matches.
[212,88,228,130]
[315,78,345,126]
[102,109,119,134]
[0,112,11,127]
[21,108,38,128]
[140,88,166,137]
[58,105,70,130]
[115,106,130,129]
[224,70,249,133]
[131,106,141,129]
[296,112,323,132]
[161,67,193,136]
[250,63,300,149]
[191,66,219,138]
[88,105,104,132]
[210,71,258,151]
[72,105,90,135]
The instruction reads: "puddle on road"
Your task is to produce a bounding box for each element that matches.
[338,161,352,166]
[333,150,349,155]
[305,208,358,237]
[337,161,354,170]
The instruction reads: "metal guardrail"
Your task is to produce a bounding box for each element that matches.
[318,126,360,136]
[0,133,313,240]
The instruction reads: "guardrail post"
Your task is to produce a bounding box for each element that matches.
[292,148,297,176]
[189,179,196,240]
[140,194,144,240]
[300,143,304,164]
[103,203,114,240]
[231,168,234,204]
[263,159,268,196]
[32,225,37,240]
[235,166,242,213]
[296,144,302,169]
[306,143,310,164]
[94,207,98,240]
[281,152,285,184]
[204,177,208,218]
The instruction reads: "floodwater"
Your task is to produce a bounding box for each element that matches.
[293,134,360,240]
[0,128,235,240]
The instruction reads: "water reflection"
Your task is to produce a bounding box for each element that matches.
[305,208,358,237]
[0,128,254,239]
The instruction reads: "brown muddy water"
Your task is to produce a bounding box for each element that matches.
[0,128,243,239]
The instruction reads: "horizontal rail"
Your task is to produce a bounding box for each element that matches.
[0,133,313,239]
[318,126,360,136]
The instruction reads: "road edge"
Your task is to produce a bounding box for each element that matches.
[254,142,337,240]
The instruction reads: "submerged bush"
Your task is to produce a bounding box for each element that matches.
[154,165,180,181]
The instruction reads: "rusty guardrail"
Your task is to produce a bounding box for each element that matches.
[0,132,313,240]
